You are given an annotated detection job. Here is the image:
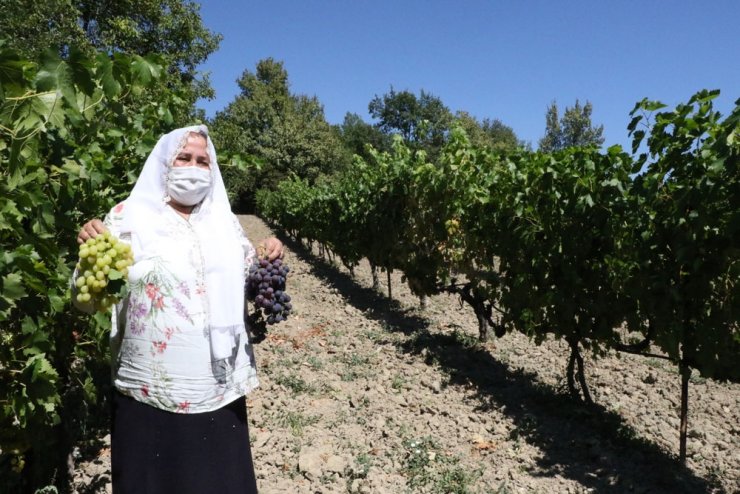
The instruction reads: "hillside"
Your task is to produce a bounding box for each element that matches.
[72,214,739,494]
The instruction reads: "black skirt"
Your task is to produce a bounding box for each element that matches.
[111,390,258,494]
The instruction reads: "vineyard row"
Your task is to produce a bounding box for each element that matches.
[256,91,739,461]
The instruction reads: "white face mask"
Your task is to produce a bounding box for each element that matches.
[166,166,212,206]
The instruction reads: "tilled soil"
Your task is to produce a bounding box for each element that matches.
[72,214,739,494]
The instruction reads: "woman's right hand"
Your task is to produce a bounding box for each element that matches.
[77,219,108,244]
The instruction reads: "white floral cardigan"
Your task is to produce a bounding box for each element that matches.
[78,202,259,413]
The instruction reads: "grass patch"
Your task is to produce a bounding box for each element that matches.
[391,373,407,390]
[400,435,482,493]
[273,373,315,394]
[451,329,480,349]
[277,411,321,436]
[345,450,374,490]
[403,436,438,489]
[434,463,482,494]
[305,355,324,370]
[337,352,374,381]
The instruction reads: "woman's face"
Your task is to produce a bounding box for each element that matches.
[173,133,210,170]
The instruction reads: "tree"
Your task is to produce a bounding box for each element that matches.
[210,58,346,206]
[211,58,293,154]
[539,99,605,152]
[0,0,221,121]
[338,112,391,161]
[368,87,453,159]
[0,0,82,57]
[454,111,522,152]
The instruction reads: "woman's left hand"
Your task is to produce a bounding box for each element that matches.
[259,237,284,260]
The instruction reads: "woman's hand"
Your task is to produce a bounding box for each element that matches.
[77,219,107,244]
[258,237,284,260]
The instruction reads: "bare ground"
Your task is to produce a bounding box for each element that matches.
[72,214,739,494]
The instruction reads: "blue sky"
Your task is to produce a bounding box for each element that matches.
[195,1,739,151]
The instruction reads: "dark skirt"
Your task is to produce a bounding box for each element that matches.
[111,390,258,494]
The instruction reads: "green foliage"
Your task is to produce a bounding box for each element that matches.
[218,150,263,212]
[627,89,740,380]
[338,112,391,161]
[257,90,739,456]
[539,99,605,152]
[0,0,84,59]
[258,135,424,278]
[0,0,221,123]
[210,58,346,206]
[492,145,634,351]
[0,44,184,491]
[258,93,739,379]
[454,111,523,152]
[368,87,453,160]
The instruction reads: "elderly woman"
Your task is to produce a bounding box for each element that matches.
[75,125,281,493]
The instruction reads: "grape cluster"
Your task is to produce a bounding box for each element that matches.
[246,257,292,331]
[74,231,133,312]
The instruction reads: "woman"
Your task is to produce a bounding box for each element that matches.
[75,125,281,493]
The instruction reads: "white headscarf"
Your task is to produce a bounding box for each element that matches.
[120,125,246,363]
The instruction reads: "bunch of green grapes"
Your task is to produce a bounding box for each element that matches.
[74,231,133,311]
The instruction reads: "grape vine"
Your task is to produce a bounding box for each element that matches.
[0,45,186,491]
[256,91,740,462]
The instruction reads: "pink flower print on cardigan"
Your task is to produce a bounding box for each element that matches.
[145,283,159,300]
[144,283,168,316]
[151,340,168,355]
[127,258,194,341]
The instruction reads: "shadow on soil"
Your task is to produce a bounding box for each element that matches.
[280,233,723,494]
[67,418,112,494]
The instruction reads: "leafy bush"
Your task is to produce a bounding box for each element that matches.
[0,44,185,492]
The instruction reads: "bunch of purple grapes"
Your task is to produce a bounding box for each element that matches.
[246,257,292,326]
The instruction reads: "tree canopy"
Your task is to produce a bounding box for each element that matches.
[0,0,221,121]
[538,99,605,152]
[368,87,453,159]
[338,112,391,161]
[454,111,522,152]
[210,58,345,206]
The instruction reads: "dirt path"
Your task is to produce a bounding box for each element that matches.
[73,215,739,493]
